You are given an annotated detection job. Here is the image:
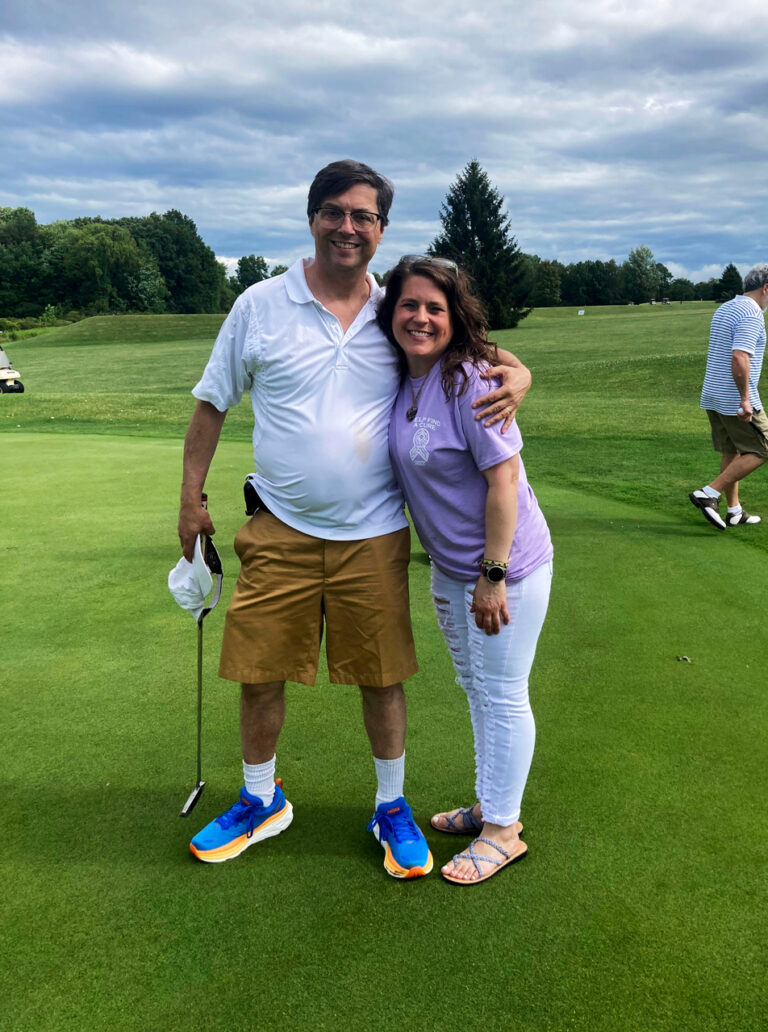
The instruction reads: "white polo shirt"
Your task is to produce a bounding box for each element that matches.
[192,258,407,540]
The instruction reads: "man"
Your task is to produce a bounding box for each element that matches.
[689,264,768,530]
[178,159,531,878]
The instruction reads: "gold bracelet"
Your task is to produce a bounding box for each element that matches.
[481,558,509,568]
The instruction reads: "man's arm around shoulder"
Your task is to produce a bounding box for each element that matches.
[474,348,532,432]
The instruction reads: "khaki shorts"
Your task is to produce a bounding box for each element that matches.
[706,409,768,459]
[218,513,417,688]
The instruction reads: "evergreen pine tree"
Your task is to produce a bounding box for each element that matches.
[718,263,743,301]
[429,160,532,329]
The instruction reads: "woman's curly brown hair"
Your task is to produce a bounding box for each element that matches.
[377,257,497,399]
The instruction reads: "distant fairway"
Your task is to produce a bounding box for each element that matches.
[3,305,767,1031]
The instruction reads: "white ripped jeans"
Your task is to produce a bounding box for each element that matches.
[431,560,553,827]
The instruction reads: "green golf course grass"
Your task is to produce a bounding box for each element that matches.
[3,303,767,1031]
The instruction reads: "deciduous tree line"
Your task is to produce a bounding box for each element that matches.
[0,207,285,320]
[523,250,744,308]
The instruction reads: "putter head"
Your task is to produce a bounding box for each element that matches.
[179,781,206,818]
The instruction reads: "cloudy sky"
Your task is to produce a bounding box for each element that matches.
[3,0,768,282]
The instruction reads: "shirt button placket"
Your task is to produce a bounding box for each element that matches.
[334,322,348,370]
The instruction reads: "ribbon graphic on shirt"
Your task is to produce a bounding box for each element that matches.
[409,427,430,466]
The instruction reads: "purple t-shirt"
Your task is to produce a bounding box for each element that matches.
[388,360,553,583]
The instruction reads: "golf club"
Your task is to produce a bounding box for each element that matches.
[179,495,223,817]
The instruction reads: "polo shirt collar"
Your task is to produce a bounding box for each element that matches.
[284,257,382,310]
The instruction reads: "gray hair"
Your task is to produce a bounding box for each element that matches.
[743,264,768,292]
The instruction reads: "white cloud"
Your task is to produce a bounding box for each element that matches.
[2,0,768,281]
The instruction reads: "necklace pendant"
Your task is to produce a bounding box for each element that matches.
[406,406,417,421]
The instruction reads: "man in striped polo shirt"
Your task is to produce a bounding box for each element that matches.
[689,264,768,529]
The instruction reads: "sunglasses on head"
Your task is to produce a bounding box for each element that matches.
[398,254,458,272]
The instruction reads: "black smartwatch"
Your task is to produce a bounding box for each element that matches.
[481,563,507,583]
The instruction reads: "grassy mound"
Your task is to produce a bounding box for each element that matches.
[20,313,226,348]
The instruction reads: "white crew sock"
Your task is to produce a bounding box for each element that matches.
[728,505,742,516]
[702,485,720,499]
[374,753,405,809]
[243,755,276,805]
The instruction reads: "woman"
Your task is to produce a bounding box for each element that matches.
[377,256,553,886]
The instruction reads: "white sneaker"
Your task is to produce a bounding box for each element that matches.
[689,491,726,529]
[726,510,761,526]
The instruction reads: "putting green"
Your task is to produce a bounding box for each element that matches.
[5,432,766,1031]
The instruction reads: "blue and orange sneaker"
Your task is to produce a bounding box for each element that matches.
[367,797,433,879]
[190,781,293,863]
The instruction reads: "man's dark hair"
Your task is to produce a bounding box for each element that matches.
[307,160,394,225]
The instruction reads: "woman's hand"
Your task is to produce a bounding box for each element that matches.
[470,576,510,636]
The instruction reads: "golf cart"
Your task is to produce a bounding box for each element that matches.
[0,346,24,393]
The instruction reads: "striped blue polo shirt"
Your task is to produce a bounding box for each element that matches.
[700,295,766,414]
